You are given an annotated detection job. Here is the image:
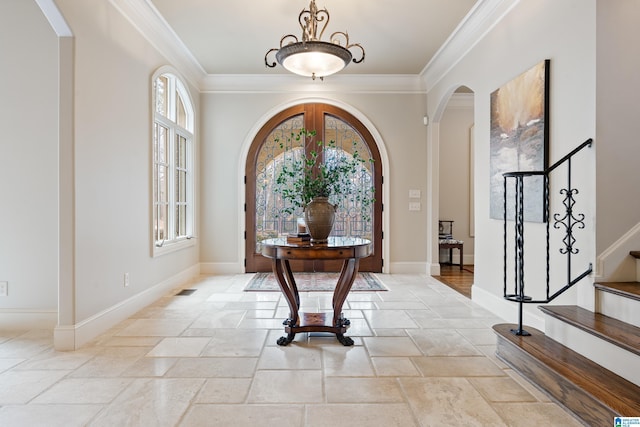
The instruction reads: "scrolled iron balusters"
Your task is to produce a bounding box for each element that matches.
[554,188,586,255]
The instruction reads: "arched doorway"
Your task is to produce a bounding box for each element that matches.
[245,103,383,272]
[430,86,475,295]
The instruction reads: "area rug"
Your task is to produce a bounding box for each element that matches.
[244,272,386,292]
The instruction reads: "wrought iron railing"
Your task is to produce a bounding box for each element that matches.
[503,138,593,335]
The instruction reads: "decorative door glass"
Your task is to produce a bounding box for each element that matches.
[253,114,374,252]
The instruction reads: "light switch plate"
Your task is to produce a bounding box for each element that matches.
[0,281,7,297]
[409,202,421,211]
[409,189,421,198]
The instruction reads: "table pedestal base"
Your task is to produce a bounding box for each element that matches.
[273,258,359,346]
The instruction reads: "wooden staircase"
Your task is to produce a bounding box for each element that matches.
[494,251,640,426]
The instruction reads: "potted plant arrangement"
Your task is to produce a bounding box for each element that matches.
[273,128,375,242]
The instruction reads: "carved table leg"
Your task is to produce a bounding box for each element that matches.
[336,334,354,346]
[332,258,359,346]
[277,332,296,346]
[273,259,300,345]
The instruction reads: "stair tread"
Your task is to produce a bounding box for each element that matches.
[540,305,640,356]
[494,323,640,416]
[595,281,640,301]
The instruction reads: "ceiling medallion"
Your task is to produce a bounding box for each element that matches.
[265,0,365,80]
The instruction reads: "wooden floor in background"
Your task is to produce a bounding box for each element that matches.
[434,264,474,298]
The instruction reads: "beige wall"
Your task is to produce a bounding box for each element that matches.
[55,0,201,324]
[199,92,429,273]
[0,0,59,316]
[595,0,640,254]
[427,0,597,327]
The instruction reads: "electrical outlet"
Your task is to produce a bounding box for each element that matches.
[124,273,129,287]
[0,281,7,297]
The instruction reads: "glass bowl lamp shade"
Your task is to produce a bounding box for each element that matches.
[265,0,364,80]
[276,41,353,79]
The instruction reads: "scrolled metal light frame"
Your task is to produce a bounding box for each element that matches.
[265,0,365,80]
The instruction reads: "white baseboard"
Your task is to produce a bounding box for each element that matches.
[389,262,428,274]
[471,285,545,331]
[200,262,244,275]
[0,309,57,330]
[53,264,200,351]
[427,262,440,276]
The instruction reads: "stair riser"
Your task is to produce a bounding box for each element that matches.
[495,335,615,426]
[545,315,640,387]
[596,290,640,328]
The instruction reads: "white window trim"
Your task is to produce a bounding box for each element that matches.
[151,67,197,257]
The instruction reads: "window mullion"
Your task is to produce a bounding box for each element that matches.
[167,127,176,241]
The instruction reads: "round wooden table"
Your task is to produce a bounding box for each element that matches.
[260,236,372,346]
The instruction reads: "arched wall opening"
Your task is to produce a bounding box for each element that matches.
[427,86,475,289]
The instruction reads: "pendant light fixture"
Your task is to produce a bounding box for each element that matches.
[265,0,365,80]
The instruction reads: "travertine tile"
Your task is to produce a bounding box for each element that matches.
[247,370,323,403]
[165,357,258,378]
[400,377,507,426]
[31,378,132,404]
[200,329,268,357]
[0,358,25,373]
[121,357,177,377]
[115,318,193,337]
[13,348,98,371]
[146,337,211,357]
[257,345,322,370]
[363,336,423,357]
[189,310,246,329]
[468,376,537,402]
[362,309,419,329]
[0,273,585,426]
[0,370,69,404]
[0,404,103,427]
[408,329,482,356]
[322,346,375,377]
[492,402,584,426]
[89,378,204,426]
[371,356,421,376]
[306,403,418,427]
[195,378,252,403]
[325,377,405,403]
[412,355,505,377]
[181,404,304,427]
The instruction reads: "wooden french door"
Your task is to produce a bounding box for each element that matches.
[245,103,383,272]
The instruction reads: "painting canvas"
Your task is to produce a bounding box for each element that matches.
[490,60,549,222]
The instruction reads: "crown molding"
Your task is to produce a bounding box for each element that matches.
[109,0,207,89]
[420,0,520,92]
[200,74,426,94]
[111,0,514,94]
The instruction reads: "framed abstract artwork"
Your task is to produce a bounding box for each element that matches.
[489,59,550,222]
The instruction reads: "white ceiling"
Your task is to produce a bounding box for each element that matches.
[147,0,478,76]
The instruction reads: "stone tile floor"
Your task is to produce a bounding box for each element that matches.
[0,274,583,426]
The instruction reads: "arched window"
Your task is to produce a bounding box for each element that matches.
[151,69,195,255]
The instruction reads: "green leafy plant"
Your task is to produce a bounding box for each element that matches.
[273,129,375,220]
